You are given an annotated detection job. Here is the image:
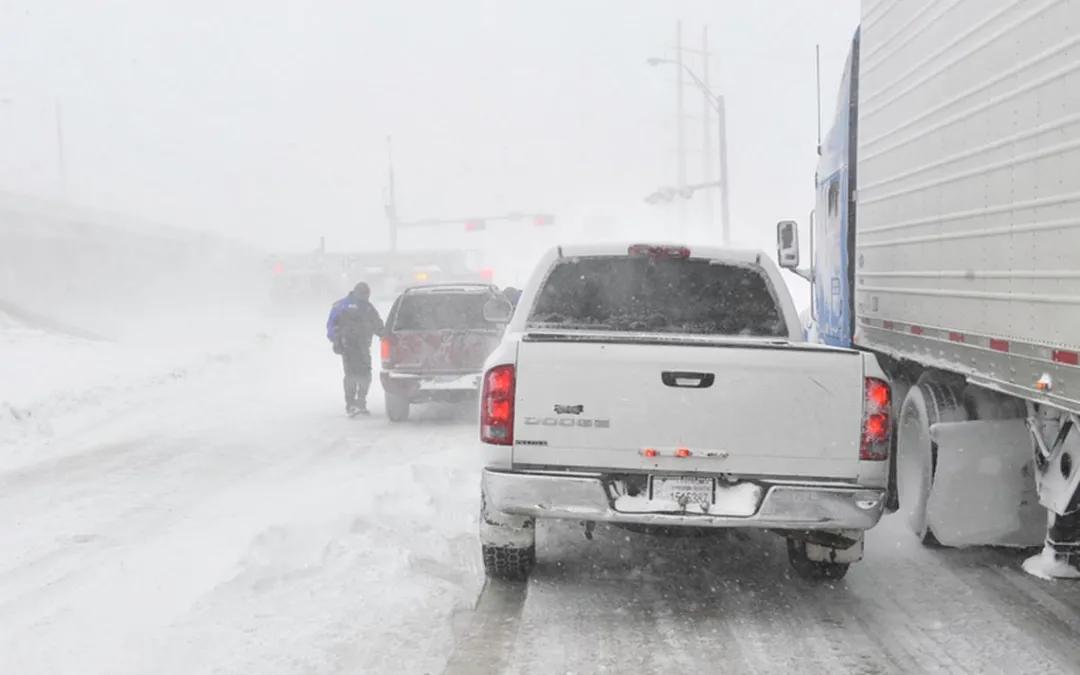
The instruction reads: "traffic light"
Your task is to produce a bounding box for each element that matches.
[533,213,555,226]
[465,219,486,232]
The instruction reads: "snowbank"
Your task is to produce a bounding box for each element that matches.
[0,315,484,675]
[0,311,263,466]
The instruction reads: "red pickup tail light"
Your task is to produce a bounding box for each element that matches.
[860,377,891,461]
[380,337,393,366]
[481,364,516,445]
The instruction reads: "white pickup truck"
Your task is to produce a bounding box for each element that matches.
[478,243,892,581]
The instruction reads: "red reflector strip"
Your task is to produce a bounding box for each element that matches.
[948,332,964,343]
[675,448,692,458]
[990,339,1009,353]
[1053,350,1080,366]
[642,448,658,458]
[882,320,895,330]
[910,325,924,336]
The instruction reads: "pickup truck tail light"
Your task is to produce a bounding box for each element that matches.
[860,377,891,461]
[380,337,393,367]
[481,364,516,445]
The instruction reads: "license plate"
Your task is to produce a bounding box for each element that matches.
[651,475,714,508]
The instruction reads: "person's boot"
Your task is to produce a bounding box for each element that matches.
[356,375,372,414]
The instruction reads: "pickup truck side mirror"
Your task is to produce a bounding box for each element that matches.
[483,296,514,324]
[777,220,800,270]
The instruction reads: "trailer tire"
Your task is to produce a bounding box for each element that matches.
[897,381,967,545]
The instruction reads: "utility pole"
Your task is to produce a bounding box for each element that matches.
[717,94,731,245]
[647,34,731,244]
[385,135,398,253]
[675,21,687,234]
[701,26,714,240]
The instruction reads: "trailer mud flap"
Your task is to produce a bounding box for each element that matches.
[927,419,1044,547]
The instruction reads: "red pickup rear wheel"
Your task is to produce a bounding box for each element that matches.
[385,392,410,422]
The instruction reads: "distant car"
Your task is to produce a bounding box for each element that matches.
[380,284,510,422]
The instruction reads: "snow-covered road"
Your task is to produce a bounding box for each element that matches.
[447,518,1080,674]
[4,316,1080,675]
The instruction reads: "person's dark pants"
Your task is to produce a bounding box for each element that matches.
[342,351,372,410]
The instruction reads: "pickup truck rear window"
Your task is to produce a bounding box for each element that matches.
[526,256,787,336]
[392,293,495,331]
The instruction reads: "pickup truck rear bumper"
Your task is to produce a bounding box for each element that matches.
[483,469,886,531]
[381,371,482,401]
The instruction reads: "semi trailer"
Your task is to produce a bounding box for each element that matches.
[783,0,1080,579]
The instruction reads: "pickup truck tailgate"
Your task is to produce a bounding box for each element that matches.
[513,337,865,478]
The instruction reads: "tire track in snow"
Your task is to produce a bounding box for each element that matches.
[443,580,528,675]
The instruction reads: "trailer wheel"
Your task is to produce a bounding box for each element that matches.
[963,386,1025,421]
[897,381,967,545]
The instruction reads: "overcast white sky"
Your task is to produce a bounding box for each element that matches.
[0,0,859,254]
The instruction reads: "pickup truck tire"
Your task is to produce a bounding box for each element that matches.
[897,381,966,546]
[786,538,850,581]
[482,544,535,581]
[385,392,410,423]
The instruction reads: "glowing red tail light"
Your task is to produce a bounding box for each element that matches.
[380,337,393,366]
[481,364,516,445]
[860,377,891,461]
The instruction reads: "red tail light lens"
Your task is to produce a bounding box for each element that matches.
[860,377,891,461]
[380,337,392,365]
[481,364,516,445]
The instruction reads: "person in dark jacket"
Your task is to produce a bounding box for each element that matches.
[326,282,384,415]
[502,287,522,308]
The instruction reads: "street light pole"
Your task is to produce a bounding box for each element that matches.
[675,22,687,235]
[647,57,731,245]
[701,27,714,234]
[717,95,730,245]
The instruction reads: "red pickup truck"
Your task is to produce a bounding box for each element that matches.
[379,284,509,421]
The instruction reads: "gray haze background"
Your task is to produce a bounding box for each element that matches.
[0,0,858,255]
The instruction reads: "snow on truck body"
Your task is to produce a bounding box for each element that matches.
[478,243,892,581]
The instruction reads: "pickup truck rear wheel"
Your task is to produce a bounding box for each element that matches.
[786,538,850,581]
[385,392,410,422]
[482,544,536,581]
[480,492,536,580]
[896,381,966,545]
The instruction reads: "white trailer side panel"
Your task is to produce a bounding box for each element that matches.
[855,0,1080,412]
